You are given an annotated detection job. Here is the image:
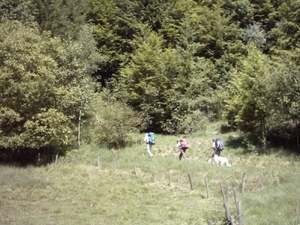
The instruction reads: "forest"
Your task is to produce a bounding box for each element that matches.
[0,0,300,164]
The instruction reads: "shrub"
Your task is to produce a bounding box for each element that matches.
[82,95,145,148]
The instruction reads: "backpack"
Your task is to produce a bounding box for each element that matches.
[215,137,224,151]
[148,132,155,145]
[179,138,188,149]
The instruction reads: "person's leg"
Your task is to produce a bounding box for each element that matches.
[149,144,154,156]
[179,149,183,160]
[146,144,153,157]
[180,148,187,160]
[212,149,217,158]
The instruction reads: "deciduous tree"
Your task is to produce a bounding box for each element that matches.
[0,21,100,163]
[224,44,271,147]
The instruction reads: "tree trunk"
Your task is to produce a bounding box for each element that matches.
[297,128,299,152]
[77,101,82,146]
[261,119,267,149]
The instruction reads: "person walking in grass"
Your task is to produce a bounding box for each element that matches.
[211,138,224,161]
[143,132,154,157]
[209,139,218,164]
[177,138,189,160]
[211,139,219,157]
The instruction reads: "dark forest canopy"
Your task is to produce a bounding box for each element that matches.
[0,0,299,163]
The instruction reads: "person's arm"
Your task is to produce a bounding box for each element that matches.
[177,141,181,149]
[142,134,147,144]
[212,141,216,149]
[144,134,149,143]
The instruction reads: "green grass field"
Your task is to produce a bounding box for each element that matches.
[1,123,300,225]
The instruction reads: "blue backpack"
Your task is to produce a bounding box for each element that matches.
[215,137,224,151]
[148,132,155,145]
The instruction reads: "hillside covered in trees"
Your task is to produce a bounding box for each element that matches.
[0,0,299,164]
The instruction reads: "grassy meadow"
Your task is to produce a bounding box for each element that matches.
[1,122,300,225]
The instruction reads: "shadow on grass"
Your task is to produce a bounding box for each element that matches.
[220,123,235,133]
[225,132,300,157]
[0,147,68,167]
[225,135,246,150]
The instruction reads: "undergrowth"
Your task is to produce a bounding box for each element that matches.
[0,125,299,225]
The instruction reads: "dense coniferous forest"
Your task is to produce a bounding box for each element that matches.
[0,0,300,164]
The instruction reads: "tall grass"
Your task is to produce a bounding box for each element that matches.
[0,125,300,225]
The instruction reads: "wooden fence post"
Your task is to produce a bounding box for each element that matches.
[233,187,238,202]
[221,183,238,224]
[242,172,246,192]
[230,215,236,225]
[233,187,239,211]
[133,160,137,175]
[237,201,244,225]
[152,166,155,182]
[55,154,58,165]
[188,174,193,190]
[113,158,116,171]
[205,178,210,198]
[226,185,230,203]
[220,183,226,203]
[36,153,41,166]
[224,202,231,221]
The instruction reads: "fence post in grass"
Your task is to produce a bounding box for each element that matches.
[224,202,231,221]
[55,154,58,165]
[237,201,244,225]
[230,215,236,225]
[221,183,231,223]
[205,178,210,198]
[188,174,193,190]
[242,172,246,192]
[133,160,137,175]
[220,183,226,203]
[113,158,116,171]
[97,155,100,170]
[233,187,239,210]
[233,187,244,224]
[226,185,230,203]
[36,153,41,166]
[152,166,155,182]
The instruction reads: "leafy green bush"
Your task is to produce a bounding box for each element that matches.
[162,109,207,135]
[82,94,145,148]
[0,21,99,164]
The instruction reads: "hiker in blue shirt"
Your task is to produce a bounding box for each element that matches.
[143,133,154,157]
